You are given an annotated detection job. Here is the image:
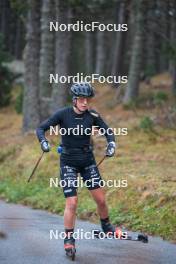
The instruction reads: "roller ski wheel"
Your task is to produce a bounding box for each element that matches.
[65,246,76,261]
[64,237,76,261]
[137,233,148,243]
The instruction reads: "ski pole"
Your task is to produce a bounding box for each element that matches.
[97,155,106,167]
[27,151,44,183]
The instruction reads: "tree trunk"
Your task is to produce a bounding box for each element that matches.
[122,0,136,76]
[169,0,176,96]
[111,1,126,77]
[146,0,157,77]
[51,0,72,113]
[123,0,146,103]
[84,31,94,74]
[0,0,10,51]
[23,0,41,132]
[172,66,176,97]
[95,29,106,75]
[157,0,169,72]
[39,0,55,120]
[15,18,23,59]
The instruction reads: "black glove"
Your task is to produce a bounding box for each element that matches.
[106,142,116,157]
[41,140,51,152]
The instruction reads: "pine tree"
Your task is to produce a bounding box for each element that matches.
[23,0,41,132]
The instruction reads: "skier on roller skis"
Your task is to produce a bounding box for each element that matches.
[36,82,122,259]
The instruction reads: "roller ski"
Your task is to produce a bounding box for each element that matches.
[94,219,148,243]
[93,227,148,243]
[64,236,76,261]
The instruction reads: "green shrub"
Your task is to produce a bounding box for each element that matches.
[139,116,154,132]
[124,92,168,110]
[123,100,138,110]
[153,91,168,105]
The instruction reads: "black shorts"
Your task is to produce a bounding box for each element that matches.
[59,153,102,198]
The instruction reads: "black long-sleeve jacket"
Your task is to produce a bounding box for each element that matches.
[36,106,115,148]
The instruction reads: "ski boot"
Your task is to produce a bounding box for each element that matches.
[64,236,76,261]
[101,218,115,234]
[101,218,124,239]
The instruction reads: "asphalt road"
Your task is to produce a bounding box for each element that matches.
[0,200,176,264]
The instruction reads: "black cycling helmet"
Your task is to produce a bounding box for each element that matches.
[70,82,95,98]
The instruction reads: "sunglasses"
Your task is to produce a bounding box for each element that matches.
[76,97,92,103]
